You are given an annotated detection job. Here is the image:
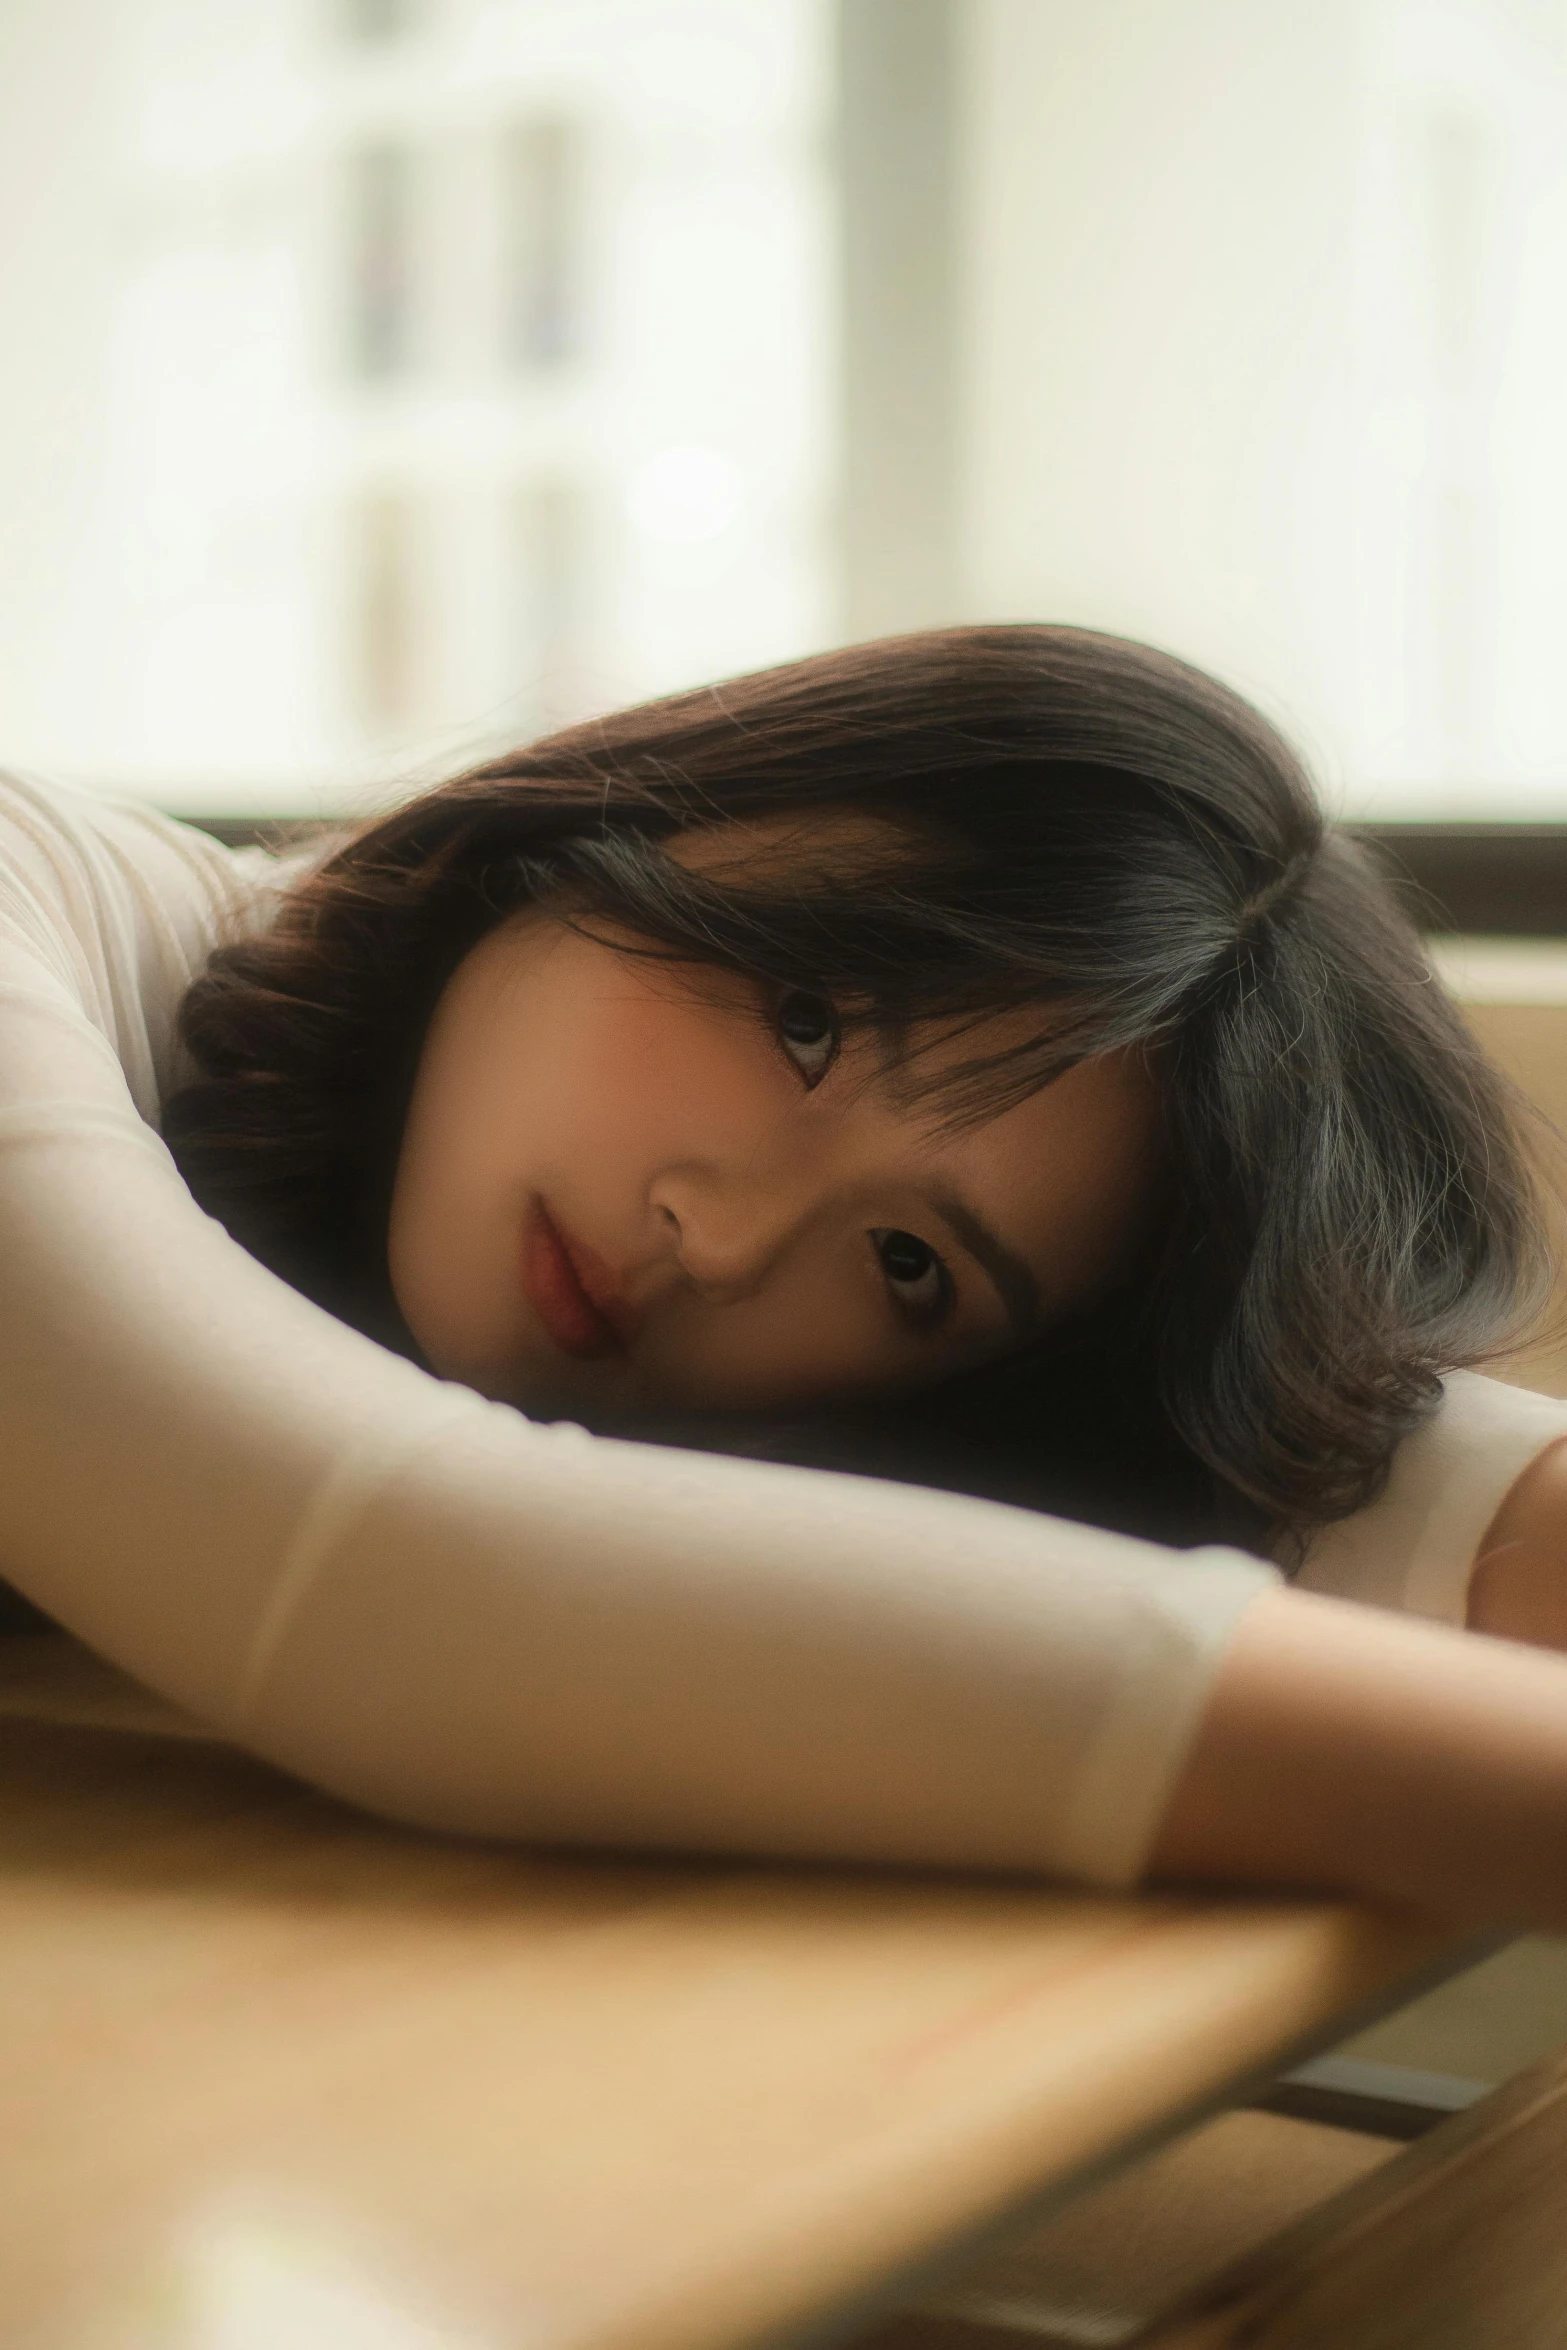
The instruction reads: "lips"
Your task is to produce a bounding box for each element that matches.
[520,1200,631,1361]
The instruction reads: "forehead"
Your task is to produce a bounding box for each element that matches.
[661,808,934,881]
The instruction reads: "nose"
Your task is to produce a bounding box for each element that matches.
[647,1162,811,1303]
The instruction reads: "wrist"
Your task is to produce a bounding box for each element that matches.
[1148,1587,1567,1929]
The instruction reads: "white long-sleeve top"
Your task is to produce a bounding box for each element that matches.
[0,771,1559,1888]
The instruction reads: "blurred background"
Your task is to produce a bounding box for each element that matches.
[0,0,831,813]
[4,0,1567,839]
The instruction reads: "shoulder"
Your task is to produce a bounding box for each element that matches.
[0,769,305,1116]
[1296,1370,1567,1624]
[0,768,284,944]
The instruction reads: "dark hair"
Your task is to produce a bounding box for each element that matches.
[164,625,1548,1550]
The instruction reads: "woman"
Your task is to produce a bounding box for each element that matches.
[4,625,1567,1924]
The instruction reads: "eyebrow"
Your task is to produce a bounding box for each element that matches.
[926,1187,1042,1344]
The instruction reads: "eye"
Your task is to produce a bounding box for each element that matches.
[774,989,840,1088]
[871,1228,952,1326]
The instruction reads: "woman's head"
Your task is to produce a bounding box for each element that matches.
[384,817,1164,1419]
[166,625,1546,1543]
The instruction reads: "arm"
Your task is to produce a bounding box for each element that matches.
[1149,1585,1567,1929]
[1468,1433,1567,1651]
[6,1088,1567,1923]
[1296,1369,1567,1640]
[0,783,1277,1891]
[2,777,1563,1920]
[1156,1385,1567,1922]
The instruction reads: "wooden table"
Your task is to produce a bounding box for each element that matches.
[0,1635,1459,2350]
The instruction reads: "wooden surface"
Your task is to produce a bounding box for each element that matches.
[0,1639,1458,2350]
[1129,2045,1567,2349]
[870,2108,1397,2347]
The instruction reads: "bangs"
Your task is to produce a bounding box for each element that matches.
[516,824,1160,1127]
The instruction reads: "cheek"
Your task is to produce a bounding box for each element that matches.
[555,996,711,1154]
[392,944,776,1295]
[538,975,777,1172]
[409,953,732,1195]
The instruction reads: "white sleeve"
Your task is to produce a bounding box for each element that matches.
[1297,1370,1567,1625]
[0,773,1275,1889]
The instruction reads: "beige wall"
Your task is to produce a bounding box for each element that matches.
[953,0,1567,817]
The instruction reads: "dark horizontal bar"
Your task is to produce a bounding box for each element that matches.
[1251,2054,1490,2141]
[178,814,331,851]
[1353,823,1567,936]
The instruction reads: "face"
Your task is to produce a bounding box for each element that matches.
[387,832,1164,1420]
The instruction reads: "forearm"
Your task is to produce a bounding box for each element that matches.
[1148,1587,1567,1929]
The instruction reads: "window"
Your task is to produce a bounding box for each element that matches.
[954,0,1567,819]
[0,0,833,813]
[502,118,586,371]
[342,0,420,41]
[346,143,419,381]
